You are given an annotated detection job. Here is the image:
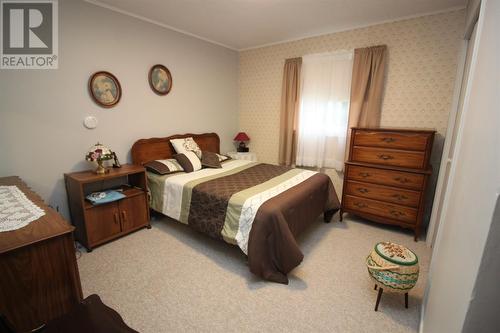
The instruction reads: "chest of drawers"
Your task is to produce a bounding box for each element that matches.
[340,128,435,240]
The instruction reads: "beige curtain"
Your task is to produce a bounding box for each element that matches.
[345,45,387,160]
[278,57,302,166]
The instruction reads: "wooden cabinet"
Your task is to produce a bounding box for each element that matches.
[119,194,149,231]
[65,164,150,251]
[85,203,122,244]
[0,177,83,332]
[340,128,435,240]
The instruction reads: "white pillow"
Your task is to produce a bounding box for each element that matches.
[170,137,202,158]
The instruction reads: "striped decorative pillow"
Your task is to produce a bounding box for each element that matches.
[144,159,184,175]
[173,151,202,173]
[201,151,222,168]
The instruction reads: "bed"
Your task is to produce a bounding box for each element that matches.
[131,133,340,284]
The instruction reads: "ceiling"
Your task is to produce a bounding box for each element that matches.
[86,0,466,50]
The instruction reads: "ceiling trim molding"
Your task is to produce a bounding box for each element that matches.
[84,0,465,52]
[84,0,238,51]
[239,5,466,51]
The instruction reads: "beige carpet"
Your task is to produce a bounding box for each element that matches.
[78,214,430,333]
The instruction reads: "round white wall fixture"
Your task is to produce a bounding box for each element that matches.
[83,116,98,129]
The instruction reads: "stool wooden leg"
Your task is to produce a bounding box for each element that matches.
[374,284,377,290]
[375,287,383,311]
[405,293,408,309]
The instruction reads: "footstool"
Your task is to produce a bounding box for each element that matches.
[366,242,419,311]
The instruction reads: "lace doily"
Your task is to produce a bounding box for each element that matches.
[0,186,45,232]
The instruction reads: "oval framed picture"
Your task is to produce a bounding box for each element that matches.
[149,64,172,95]
[89,71,122,108]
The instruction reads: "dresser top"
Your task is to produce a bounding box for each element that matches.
[351,127,436,134]
[64,164,145,184]
[0,176,74,254]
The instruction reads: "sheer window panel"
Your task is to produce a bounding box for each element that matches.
[296,51,353,170]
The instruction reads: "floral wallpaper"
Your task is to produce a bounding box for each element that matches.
[239,9,465,167]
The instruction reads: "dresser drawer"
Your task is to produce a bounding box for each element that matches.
[351,146,425,169]
[344,195,417,224]
[353,130,431,151]
[346,165,424,190]
[345,180,421,208]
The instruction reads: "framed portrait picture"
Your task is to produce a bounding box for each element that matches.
[89,71,122,108]
[149,64,172,95]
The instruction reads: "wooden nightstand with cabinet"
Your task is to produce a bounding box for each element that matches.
[65,164,150,251]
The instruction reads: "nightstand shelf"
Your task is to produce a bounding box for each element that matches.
[82,185,144,210]
[65,164,150,251]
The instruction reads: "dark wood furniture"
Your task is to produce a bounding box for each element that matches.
[373,284,408,311]
[340,128,435,240]
[65,164,150,252]
[43,294,138,333]
[0,176,83,333]
[131,132,220,165]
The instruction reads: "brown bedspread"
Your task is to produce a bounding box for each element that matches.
[187,164,339,284]
[188,164,290,239]
[248,172,339,284]
[147,162,340,284]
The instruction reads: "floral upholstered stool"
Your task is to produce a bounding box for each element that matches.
[366,242,419,311]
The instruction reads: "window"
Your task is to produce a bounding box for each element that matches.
[296,51,353,170]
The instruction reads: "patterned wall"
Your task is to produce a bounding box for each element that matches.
[239,9,465,166]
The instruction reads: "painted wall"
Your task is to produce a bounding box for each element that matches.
[421,0,500,331]
[462,198,500,332]
[0,0,239,219]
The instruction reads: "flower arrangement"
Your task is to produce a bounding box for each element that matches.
[85,143,114,174]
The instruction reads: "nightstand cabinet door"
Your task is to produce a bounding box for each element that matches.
[118,195,148,231]
[85,203,121,245]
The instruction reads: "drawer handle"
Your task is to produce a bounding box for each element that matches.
[121,211,127,222]
[359,172,371,178]
[381,137,396,143]
[389,210,405,217]
[357,188,369,194]
[377,154,394,160]
[354,202,367,208]
[394,177,410,184]
[113,212,120,225]
[392,194,408,201]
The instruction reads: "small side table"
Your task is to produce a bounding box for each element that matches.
[227,151,257,162]
[65,164,151,252]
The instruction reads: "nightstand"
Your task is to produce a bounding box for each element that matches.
[64,164,150,251]
[227,151,257,161]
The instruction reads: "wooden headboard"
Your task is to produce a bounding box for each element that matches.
[131,132,220,165]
